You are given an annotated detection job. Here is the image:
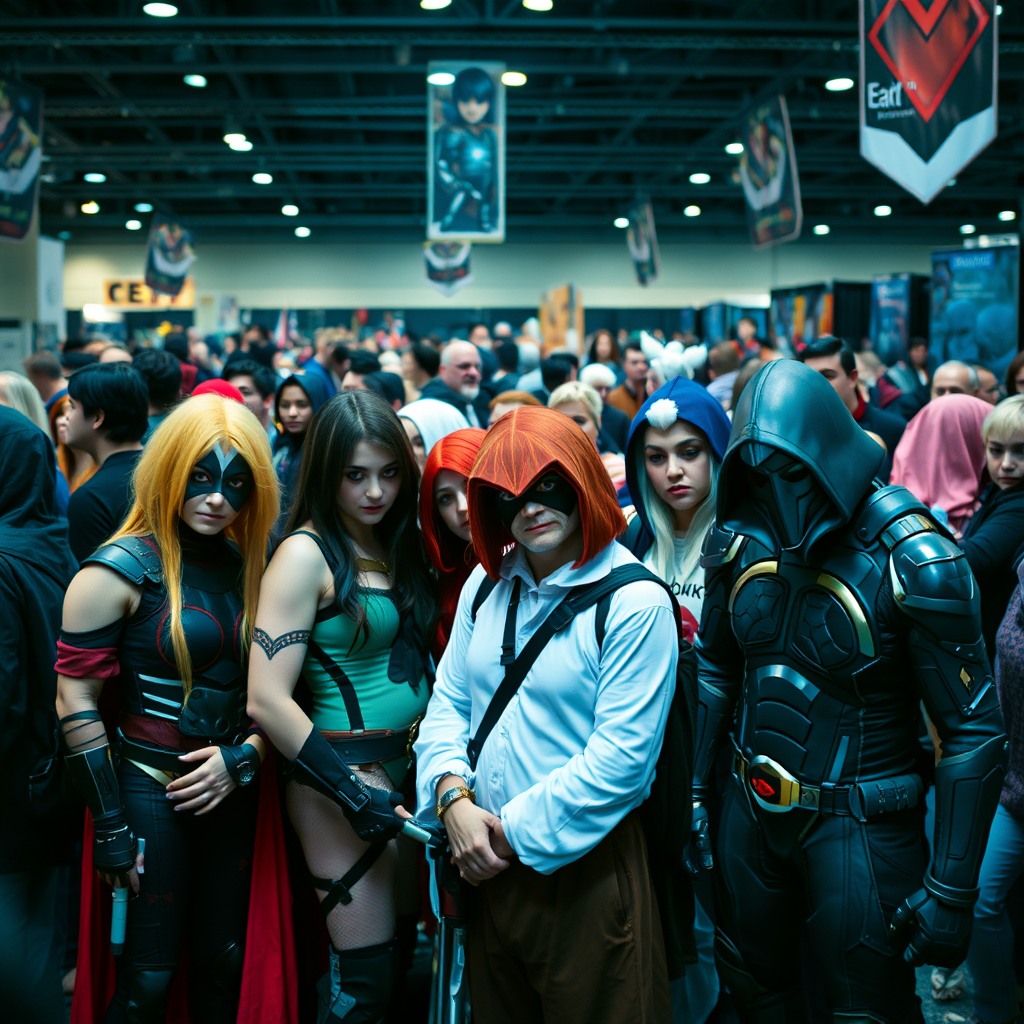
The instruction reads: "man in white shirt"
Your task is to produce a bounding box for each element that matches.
[415,406,677,1024]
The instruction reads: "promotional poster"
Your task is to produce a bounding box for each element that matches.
[424,241,473,297]
[770,284,833,353]
[0,77,43,241]
[427,61,506,243]
[144,214,197,297]
[626,196,660,286]
[931,245,1019,376]
[539,284,584,356]
[859,0,998,203]
[737,94,802,249]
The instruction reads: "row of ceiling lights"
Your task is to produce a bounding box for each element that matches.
[142,0,555,15]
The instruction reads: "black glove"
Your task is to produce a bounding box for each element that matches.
[220,742,261,786]
[683,802,714,876]
[889,887,974,968]
[93,808,138,880]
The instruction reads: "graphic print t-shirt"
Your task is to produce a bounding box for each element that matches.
[645,534,704,644]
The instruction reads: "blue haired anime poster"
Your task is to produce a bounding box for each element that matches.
[427,61,506,243]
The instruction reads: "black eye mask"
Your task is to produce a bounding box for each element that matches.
[184,447,255,511]
[495,472,578,528]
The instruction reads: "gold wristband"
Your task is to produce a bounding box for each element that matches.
[437,785,476,820]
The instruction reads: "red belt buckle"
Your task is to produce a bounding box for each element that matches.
[745,754,802,813]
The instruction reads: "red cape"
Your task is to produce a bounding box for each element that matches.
[71,757,299,1024]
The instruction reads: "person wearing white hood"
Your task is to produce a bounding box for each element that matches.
[398,398,471,472]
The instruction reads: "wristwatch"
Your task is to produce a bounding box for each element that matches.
[437,785,476,820]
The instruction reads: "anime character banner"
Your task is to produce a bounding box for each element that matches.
[427,61,505,243]
[737,95,802,250]
[931,246,1019,376]
[0,77,43,241]
[859,0,997,204]
[424,241,473,297]
[144,214,197,297]
[626,196,660,287]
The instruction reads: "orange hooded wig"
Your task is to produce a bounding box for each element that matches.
[468,406,626,579]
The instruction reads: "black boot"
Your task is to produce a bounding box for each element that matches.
[317,940,398,1024]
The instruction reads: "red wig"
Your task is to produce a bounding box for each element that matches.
[469,406,626,579]
[420,428,487,654]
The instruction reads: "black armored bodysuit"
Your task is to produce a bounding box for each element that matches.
[693,361,1006,1024]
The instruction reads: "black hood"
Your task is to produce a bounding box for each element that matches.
[719,359,883,550]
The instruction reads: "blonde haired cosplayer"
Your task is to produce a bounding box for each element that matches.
[109,394,279,694]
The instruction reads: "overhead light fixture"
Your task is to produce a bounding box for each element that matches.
[420,0,451,8]
[813,224,830,235]
[143,2,178,15]
[725,142,744,156]
[502,71,528,87]
[613,217,629,229]
[294,226,311,238]
[997,4,1003,13]
[874,204,892,217]
[426,71,455,86]
[998,210,1017,222]
[125,219,142,230]
[825,77,855,92]
[183,74,207,88]
[523,0,553,9]
[282,204,299,216]
[134,202,154,213]
[960,223,977,235]
[81,201,100,214]
[252,172,273,185]
[228,138,253,151]
[684,205,701,217]
[689,172,710,185]
[84,172,106,183]
[224,131,246,145]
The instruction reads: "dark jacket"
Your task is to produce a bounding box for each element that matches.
[961,482,1024,658]
[600,403,631,454]
[67,448,142,564]
[856,398,906,484]
[272,372,333,520]
[419,377,488,428]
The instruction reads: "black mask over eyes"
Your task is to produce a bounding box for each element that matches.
[495,471,578,528]
[184,447,254,512]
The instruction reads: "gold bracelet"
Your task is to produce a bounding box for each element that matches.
[437,785,476,820]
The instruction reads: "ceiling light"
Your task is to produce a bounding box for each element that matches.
[502,71,528,87]
[613,217,629,229]
[523,0,553,8]
[427,71,455,86]
[83,172,106,183]
[998,210,1017,222]
[684,205,701,217]
[725,142,744,155]
[960,223,977,235]
[813,224,830,235]
[689,172,710,184]
[420,0,452,8]
[143,2,178,15]
[183,74,207,88]
[874,204,892,217]
[126,219,142,230]
[825,77,855,92]
[134,202,153,213]
[294,226,311,238]
[224,131,246,145]
[252,172,273,185]
[228,138,253,151]
[282,204,299,216]
[997,4,1003,13]
[81,201,100,214]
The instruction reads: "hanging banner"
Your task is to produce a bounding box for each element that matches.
[539,284,584,357]
[860,0,997,204]
[427,61,505,243]
[144,214,196,297]
[424,241,473,297]
[626,196,660,287]
[738,95,802,249]
[0,78,43,241]
[103,277,196,309]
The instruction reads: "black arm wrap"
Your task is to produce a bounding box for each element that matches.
[65,744,137,875]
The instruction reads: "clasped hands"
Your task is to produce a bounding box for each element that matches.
[443,797,516,886]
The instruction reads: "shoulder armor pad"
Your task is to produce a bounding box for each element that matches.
[890,531,978,617]
[701,524,746,569]
[84,535,163,585]
[853,484,949,549]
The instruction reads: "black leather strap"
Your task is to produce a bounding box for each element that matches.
[326,731,412,765]
[499,577,521,666]
[119,735,188,776]
[311,839,389,917]
[471,575,499,622]
[306,640,365,731]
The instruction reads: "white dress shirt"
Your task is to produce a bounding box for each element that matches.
[415,540,678,874]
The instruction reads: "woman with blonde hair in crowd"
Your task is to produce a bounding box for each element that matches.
[548,380,627,492]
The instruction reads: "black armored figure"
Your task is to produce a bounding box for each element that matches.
[692,360,1006,1023]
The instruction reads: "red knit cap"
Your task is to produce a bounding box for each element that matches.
[192,379,246,405]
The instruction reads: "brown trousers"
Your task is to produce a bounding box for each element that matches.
[466,813,671,1024]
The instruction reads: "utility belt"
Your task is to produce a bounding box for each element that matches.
[736,751,923,822]
[322,719,421,767]
[118,733,188,786]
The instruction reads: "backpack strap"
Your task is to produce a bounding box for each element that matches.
[471,574,499,622]
[621,514,650,558]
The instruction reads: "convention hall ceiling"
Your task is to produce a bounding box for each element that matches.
[4,0,1023,244]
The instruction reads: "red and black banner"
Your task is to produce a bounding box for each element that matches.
[859,0,998,204]
[0,77,43,241]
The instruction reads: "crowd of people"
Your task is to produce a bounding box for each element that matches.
[1,312,1023,1024]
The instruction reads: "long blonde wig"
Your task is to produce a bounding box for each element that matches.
[109,394,279,695]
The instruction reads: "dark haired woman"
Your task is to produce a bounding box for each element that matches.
[585,328,625,385]
[247,390,438,1023]
[272,372,333,522]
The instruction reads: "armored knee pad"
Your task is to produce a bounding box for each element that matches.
[126,967,175,1023]
[715,929,806,1024]
[317,940,398,1024]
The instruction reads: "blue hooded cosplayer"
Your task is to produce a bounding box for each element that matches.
[272,371,332,521]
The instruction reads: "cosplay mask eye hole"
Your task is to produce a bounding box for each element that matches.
[190,467,213,486]
[224,473,251,491]
[535,476,559,492]
[782,464,810,483]
[496,490,517,502]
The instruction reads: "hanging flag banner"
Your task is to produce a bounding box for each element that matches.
[0,78,43,241]
[738,95,802,249]
[627,196,660,286]
[427,61,505,243]
[144,214,196,297]
[859,0,997,204]
[424,241,473,296]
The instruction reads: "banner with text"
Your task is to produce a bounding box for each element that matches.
[859,0,998,204]
[424,242,473,296]
[0,78,43,241]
